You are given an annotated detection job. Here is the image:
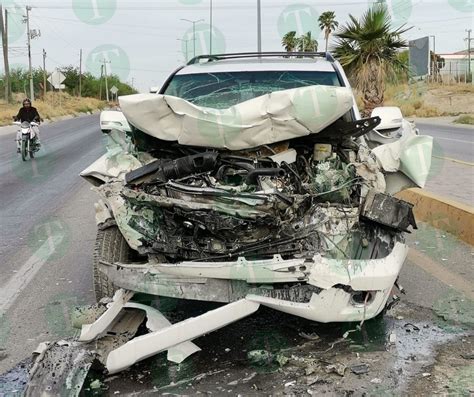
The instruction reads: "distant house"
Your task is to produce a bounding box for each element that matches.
[437,50,473,82]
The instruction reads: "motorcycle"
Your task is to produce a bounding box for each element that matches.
[15,121,40,161]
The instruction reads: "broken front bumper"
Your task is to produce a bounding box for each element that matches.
[99,242,408,323]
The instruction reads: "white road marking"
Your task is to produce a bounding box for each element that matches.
[0,230,64,313]
[434,137,473,144]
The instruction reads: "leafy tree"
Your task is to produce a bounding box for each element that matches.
[281,31,298,52]
[333,5,409,114]
[1,65,136,101]
[297,32,318,52]
[318,11,339,53]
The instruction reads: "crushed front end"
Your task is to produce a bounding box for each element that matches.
[80,86,431,325]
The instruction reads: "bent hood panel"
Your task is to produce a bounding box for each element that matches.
[119,85,354,150]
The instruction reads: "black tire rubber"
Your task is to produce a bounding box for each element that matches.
[21,140,27,161]
[93,226,130,302]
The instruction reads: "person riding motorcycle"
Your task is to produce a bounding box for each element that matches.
[14,98,42,153]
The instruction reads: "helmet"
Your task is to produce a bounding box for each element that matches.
[23,98,32,106]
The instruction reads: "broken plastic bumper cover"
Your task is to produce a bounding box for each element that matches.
[98,242,408,322]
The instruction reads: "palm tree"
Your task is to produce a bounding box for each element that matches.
[333,6,409,114]
[281,31,298,52]
[318,11,339,53]
[297,32,318,52]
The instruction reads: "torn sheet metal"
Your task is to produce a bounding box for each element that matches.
[106,299,260,374]
[25,341,95,397]
[372,131,433,188]
[247,285,390,323]
[119,85,354,150]
[307,242,408,290]
[80,130,155,185]
[79,289,134,342]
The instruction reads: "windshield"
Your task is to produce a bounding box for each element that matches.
[164,70,341,109]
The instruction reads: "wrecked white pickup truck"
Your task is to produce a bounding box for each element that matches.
[75,53,434,376]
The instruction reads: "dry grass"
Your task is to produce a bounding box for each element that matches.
[0,92,105,126]
[356,83,474,117]
[454,114,474,125]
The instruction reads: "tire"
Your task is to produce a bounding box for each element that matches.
[21,140,27,161]
[93,226,130,301]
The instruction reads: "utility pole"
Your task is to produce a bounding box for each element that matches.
[103,59,110,102]
[42,49,46,98]
[209,0,213,55]
[257,0,262,53]
[79,49,82,97]
[0,6,11,102]
[429,35,436,81]
[466,29,472,83]
[26,6,34,101]
[99,64,103,100]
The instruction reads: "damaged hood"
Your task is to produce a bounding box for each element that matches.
[119,85,354,150]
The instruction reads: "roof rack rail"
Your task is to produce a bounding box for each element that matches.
[187,52,336,65]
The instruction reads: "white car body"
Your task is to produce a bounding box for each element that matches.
[100,110,131,133]
[79,53,433,374]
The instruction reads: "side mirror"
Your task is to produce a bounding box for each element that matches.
[371,107,403,130]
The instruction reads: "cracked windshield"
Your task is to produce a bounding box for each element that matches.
[165,70,341,107]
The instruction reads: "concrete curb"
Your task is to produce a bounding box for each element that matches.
[396,188,474,245]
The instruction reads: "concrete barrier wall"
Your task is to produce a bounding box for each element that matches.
[396,188,474,246]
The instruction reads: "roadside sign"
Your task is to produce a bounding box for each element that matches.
[47,71,66,90]
[110,86,118,95]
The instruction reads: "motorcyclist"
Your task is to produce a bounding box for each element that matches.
[14,98,42,153]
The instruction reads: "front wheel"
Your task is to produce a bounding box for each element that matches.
[21,140,27,161]
[93,226,131,301]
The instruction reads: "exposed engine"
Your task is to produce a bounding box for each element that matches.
[117,123,411,262]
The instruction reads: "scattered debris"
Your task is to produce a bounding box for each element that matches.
[461,352,474,360]
[350,363,370,375]
[325,363,346,377]
[299,332,320,341]
[247,350,289,367]
[371,378,382,384]
[90,379,102,390]
[389,332,397,344]
[247,350,274,366]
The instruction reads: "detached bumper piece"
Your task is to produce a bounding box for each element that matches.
[361,190,417,232]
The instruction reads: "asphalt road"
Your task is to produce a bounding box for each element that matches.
[0,114,104,373]
[0,115,472,394]
[416,120,474,163]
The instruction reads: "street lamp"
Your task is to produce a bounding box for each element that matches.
[177,38,190,62]
[181,18,205,58]
[257,0,262,53]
